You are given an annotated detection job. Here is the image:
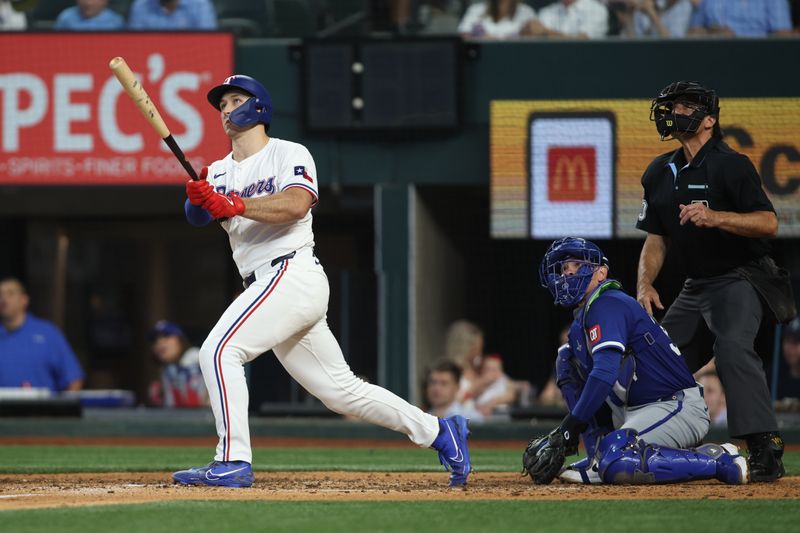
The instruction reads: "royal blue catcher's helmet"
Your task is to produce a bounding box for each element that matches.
[207,75,272,130]
[539,237,609,307]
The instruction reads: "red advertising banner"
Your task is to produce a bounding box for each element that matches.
[0,33,233,185]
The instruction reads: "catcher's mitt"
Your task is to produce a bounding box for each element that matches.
[522,431,566,485]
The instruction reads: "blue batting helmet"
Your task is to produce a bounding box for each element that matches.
[207,75,272,129]
[539,237,609,307]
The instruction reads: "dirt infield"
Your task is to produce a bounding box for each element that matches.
[1,437,797,510]
[1,472,798,510]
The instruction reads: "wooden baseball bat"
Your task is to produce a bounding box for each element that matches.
[108,56,198,180]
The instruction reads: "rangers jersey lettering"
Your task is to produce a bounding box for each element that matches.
[206,138,319,277]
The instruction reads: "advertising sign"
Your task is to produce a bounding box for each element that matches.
[529,113,615,238]
[491,99,800,238]
[0,33,234,185]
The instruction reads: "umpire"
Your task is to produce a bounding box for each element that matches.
[635,81,790,482]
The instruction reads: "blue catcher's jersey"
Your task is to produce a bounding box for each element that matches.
[566,281,696,407]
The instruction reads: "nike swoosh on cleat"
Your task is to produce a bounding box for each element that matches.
[446,424,464,463]
[205,466,248,480]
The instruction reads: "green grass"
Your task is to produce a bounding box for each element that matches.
[0,445,797,474]
[1,446,797,532]
[2,500,799,533]
[0,445,521,473]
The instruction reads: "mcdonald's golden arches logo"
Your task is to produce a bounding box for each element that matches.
[547,146,597,202]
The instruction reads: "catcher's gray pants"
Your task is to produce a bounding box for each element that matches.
[660,274,778,438]
[609,386,710,449]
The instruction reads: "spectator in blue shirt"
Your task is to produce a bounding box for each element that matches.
[54,0,125,30]
[128,0,217,30]
[0,277,84,393]
[689,0,792,37]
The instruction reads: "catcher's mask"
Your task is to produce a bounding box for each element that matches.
[539,237,609,307]
[649,81,720,141]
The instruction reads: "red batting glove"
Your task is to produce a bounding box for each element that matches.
[206,192,246,219]
[186,167,214,206]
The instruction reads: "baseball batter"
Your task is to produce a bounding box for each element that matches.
[171,75,470,488]
[522,238,748,485]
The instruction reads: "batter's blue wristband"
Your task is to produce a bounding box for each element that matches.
[184,199,213,227]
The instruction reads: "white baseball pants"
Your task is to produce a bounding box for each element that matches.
[198,246,440,463]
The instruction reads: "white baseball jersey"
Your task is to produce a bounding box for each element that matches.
[206,138,319,278]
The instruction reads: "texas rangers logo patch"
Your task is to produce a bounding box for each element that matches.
[294,165,313,183]
[588,325,601,344]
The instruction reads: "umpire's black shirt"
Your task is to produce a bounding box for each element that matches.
[635,136,774,279]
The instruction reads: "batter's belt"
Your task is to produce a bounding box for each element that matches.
[243,250,297,289]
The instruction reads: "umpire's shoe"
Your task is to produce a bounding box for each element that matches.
[746,432,785,482]
[432,416,472,487]
[173,460,254,488]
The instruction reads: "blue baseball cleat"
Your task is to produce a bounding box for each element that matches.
[172,460,254,488]
[432,415,472,487]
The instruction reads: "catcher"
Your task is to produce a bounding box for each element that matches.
[523,237,748,485]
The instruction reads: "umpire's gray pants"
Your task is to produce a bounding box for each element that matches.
[660,274,777,438]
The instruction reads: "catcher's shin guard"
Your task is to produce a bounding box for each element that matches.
[596,429,729,484]
[596,429,648,484]
[697,443,749,485]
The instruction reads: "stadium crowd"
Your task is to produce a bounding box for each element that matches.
[0,0,798,38]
